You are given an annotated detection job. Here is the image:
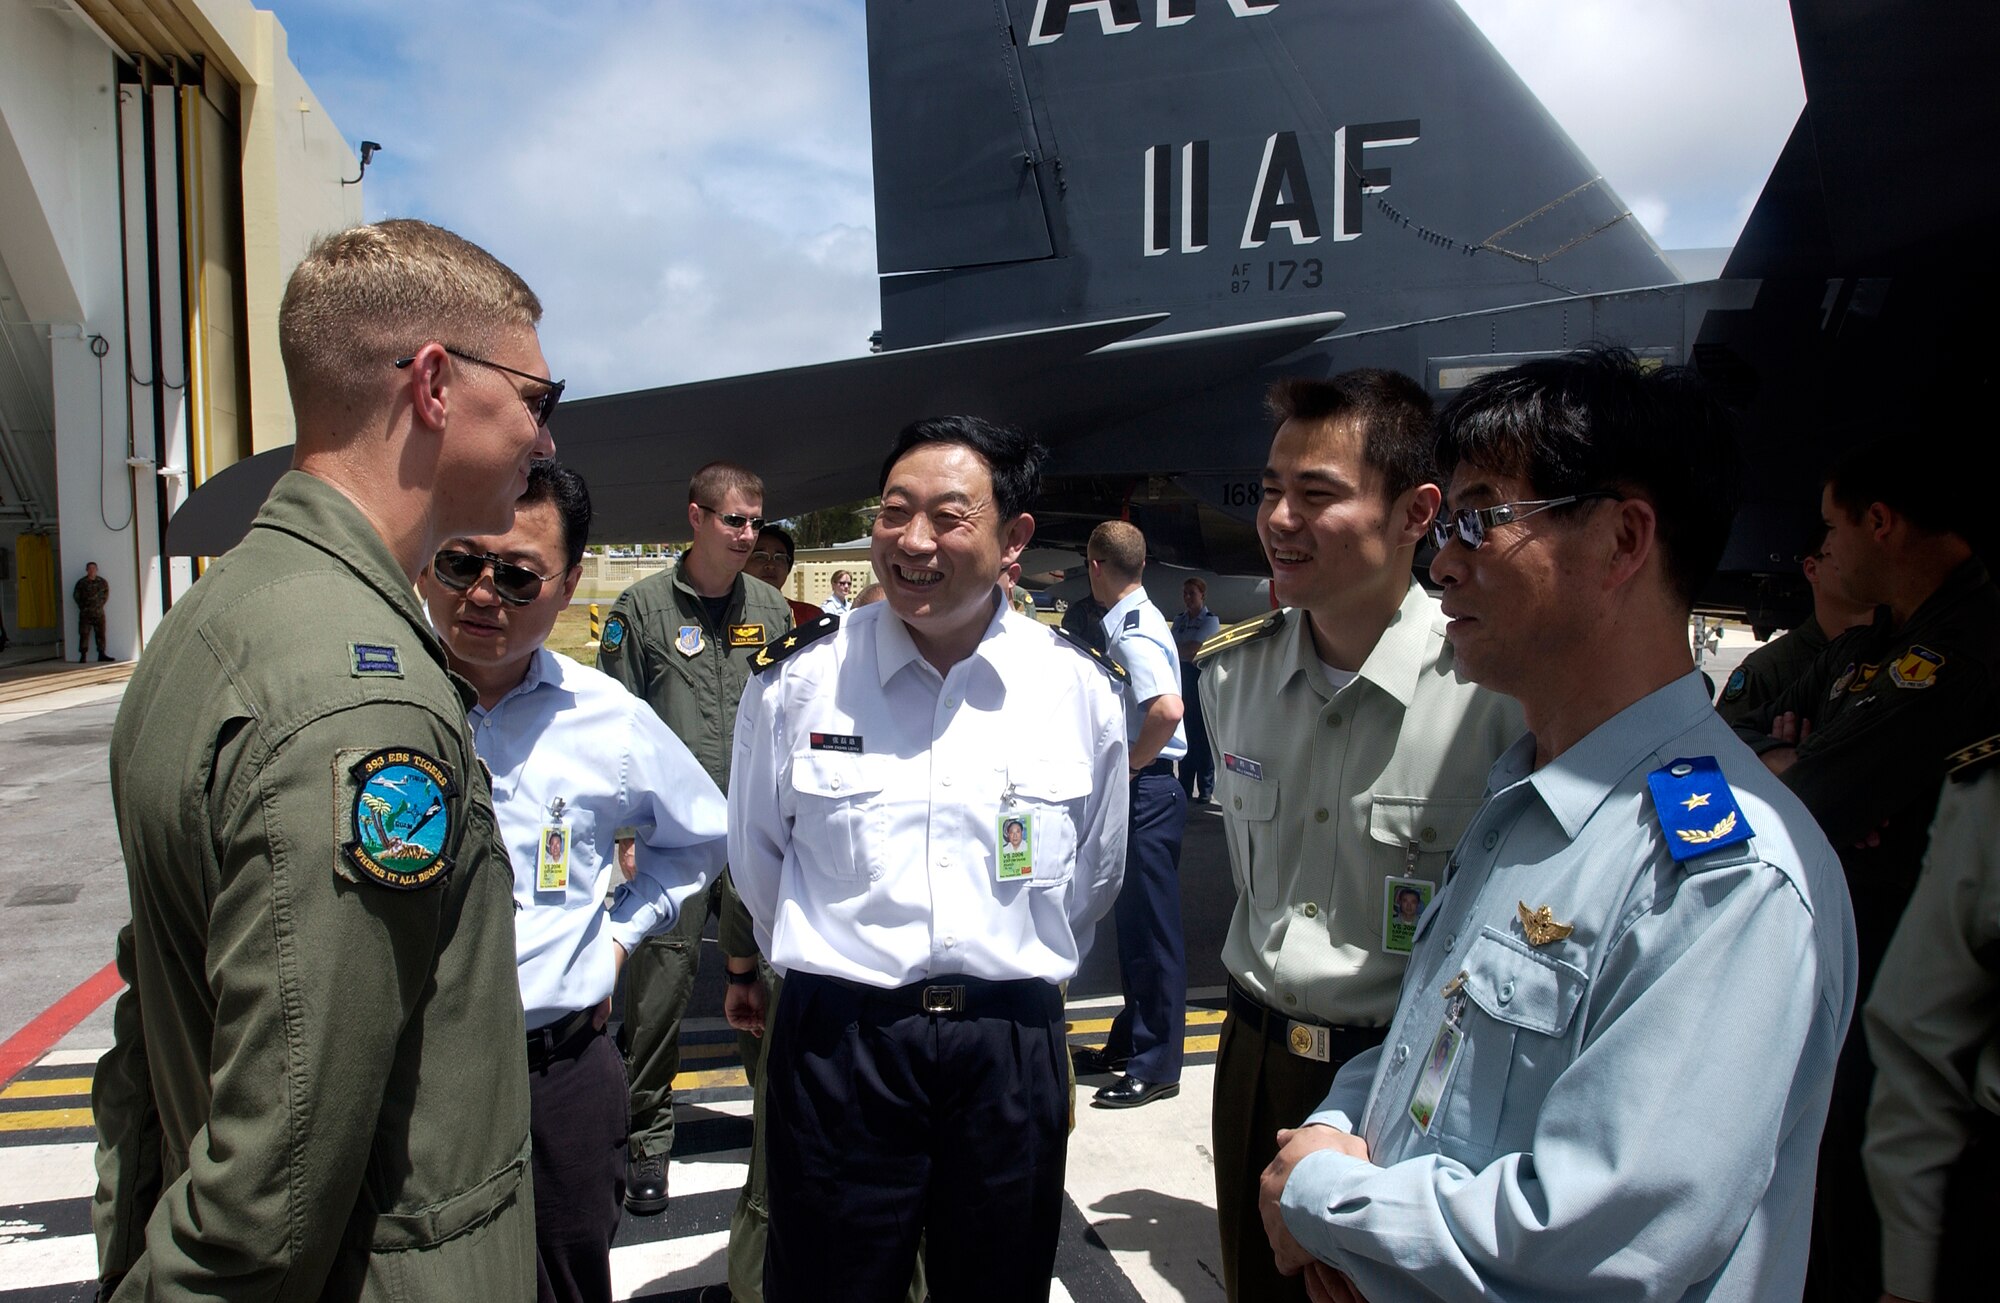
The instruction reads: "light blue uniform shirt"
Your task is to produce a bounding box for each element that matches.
[469,648,728,1030]
[1170,606,1222,663]
[1281,673,1857,1301]
[1102,588,1187,762]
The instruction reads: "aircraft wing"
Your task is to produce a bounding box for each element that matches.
[166,309,1342,553]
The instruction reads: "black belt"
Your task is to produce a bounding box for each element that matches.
[1132,758,1175,778]
[802,970,1061,1018]
[1227,979,1386,1058]
[525,1006,598,1072]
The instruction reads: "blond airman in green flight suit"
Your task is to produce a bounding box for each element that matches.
[90,220,558,1301]
[593,463,791,1235]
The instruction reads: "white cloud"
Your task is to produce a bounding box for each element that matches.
[270,0,1805,398]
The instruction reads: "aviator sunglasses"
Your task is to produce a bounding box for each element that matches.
[1428,491,1623,550]
[431,549,566,606]
[394,346,566,427]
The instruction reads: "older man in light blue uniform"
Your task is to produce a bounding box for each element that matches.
[421,463,727,1303]
[1261,351,1857,1302]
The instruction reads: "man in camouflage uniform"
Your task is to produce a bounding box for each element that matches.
[90,219,558,1300]
[74,561,111,661]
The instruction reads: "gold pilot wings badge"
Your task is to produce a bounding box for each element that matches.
[1516,902,1574,948]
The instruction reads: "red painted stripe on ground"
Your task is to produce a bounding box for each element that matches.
[0,961,122,1087]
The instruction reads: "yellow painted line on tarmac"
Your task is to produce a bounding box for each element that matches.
[0,1106,95,1132]
[1068,1007,1226,1035]
[670,1067,749,1091]
[1,1076,92,1100]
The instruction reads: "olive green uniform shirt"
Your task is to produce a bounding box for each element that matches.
[1715,615,1829,728]
[596,562,791,955]
[1198,581,1525,1028]
[1863,739,2000,1301]
[91,471,533,1301]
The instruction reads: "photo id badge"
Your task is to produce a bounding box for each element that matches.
[1408,1015,1464,1134]
[537,824,571,892]
[1382,876,1435,954]
[996,812,1034,881]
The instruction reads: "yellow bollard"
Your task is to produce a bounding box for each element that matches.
[588,602,602,646]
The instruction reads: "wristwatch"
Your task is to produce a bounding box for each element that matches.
[724,967,759,986]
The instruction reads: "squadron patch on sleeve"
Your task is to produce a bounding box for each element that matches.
[1647,756,1755,863]
[1053,625,1129,683]
[1721,667,1746,702]
[600,615,627,653]
[752,612,840,674]
[1888,645,1943,690]
[339,748,457,891]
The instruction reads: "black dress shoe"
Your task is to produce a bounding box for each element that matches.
[624,1153,669,1215]
[1071,1045,1128,1075]
[1092,1075,1181,1109]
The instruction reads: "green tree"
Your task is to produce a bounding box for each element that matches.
[787,497,879,549]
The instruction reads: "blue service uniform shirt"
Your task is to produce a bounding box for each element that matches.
[1281,674,1858,1301]
[469,648,728,1030]
[1102,588,1188,761]
[1170,606,1222,660]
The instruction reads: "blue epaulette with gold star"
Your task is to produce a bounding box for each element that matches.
[1053,626,1128,683]
[1647,757,1755,862]
[1194,609,1287,664]
[752,612,839,674]
[1948,732,2000,782]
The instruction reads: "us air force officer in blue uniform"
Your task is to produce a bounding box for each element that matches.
[1259,350,1859,1301]
[730,416,1129,1303]
[1079,520,1190,1108]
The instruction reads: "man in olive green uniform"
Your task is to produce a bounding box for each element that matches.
[595,460,791,1233]
[1716,541,1873,727]
[1198,371,1524,1303]
[1863,727,2000,1303]
[1729,438,2000,1303]
[90,219,559,1300]
[74,561,111,661]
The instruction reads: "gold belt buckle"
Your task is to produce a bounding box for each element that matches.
[922,985,965,1013]
[1286,1019,1330,1062]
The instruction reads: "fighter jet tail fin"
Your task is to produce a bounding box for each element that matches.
[866,0,1675,349]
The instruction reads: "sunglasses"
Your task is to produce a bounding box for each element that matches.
[431,549,566,606]
[394,347,565,427]
[748,549,791,566]
[1428,491,1623,551]
[699,504,766,532]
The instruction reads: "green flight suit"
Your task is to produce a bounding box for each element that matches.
[594,563,791,1161]
[1731,557,2000,1301]
[90,471,534,1301]
[1715,615,1830,728]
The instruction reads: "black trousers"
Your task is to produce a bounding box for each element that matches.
[764,971,1070,1303]
[1178,662,1213,796]
[1106,769,1190,1083]
[1212,983,1385,1303]
[530,1021,628,1303]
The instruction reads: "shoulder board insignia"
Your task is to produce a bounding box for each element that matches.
[1195,609,1288,663]
[1053,625,1129,683]
[752,612,839,674]
[1948,732,2000,782]
[1646,756,1755,863]
[1122,609,1141,630]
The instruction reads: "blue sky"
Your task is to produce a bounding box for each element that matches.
[265,0,1803,400]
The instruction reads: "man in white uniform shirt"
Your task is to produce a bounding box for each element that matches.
[730,415,1129,1303]
[421,463,727,1303]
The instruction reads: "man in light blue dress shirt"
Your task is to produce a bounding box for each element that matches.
[421,463,727,1303]
[1259,350,1858,1302]
[1079,520,1191,1108]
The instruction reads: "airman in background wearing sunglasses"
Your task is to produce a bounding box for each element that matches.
[1193,370,1523,1303]
[746,524,822,627]
[420,462,727,1303]
[91,220,556,1301]
[1261,349,1856,1303]
[594,461,792,1232]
